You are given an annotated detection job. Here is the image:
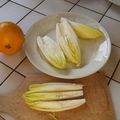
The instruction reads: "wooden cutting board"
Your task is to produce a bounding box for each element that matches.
[0,72,116,120]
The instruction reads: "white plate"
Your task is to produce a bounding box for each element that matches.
[24,13,111,79]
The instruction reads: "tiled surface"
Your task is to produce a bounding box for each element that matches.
[0,72,24,95]
[78,0,111,14]
[0,0,120,119]
[0,63,12,84]
[0,0,8,7]
[113,63,120,82]
[35,0,73,15]
[0,49,26,69]
[100,16,120,47]
[65,0,79,4]
[106,4,120,21]
[11,0,43,9]
[70,5,102,21]
[16,58,42,76]
[0,2,30,23]
[18,11,44,34]
[101,45,120,78]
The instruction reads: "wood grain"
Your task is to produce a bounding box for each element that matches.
[0,72,116,120]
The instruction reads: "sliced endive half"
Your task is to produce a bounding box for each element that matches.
[29,83,83,92]
[65,18,103,40]
[28,99,86,112]
[23,90,83,102]
[37,36,66,69]
[56,18,81,67]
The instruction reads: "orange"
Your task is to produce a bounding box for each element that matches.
[0,22,25,55]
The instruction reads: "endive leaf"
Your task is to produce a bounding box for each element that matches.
[56,18,81,66]
[28,99,86,112]
[68,19,103,40]
[37,36,66,69]
[23,90,83,101]
[29,82,83,92]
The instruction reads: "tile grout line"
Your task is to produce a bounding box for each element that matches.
[68,0,81,12]
[76,4,103,15]
[10,0,46,16]
[64,0,79,4]
[0,0,10,8]
[112,43,120,48]
[0,57,26,86]
[0,115,5,120]
[10,0,33,10]
[99,3,112,22]
[108,59,120,85]
[65,1,120,23]
[13,0,46,24]
[0,61,26,78]
[105,15,120,23]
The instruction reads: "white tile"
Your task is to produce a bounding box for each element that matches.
[0,2,30,23]
[101,45,120,78]
[0,63,12,84]
[35,0,73,15]
[0,0,8,7]
[0,48,26,69]
[106,4,120,21]
[65,0,79,4]
[109,80,120,120]
[16,58,42,76]
[78,0,111,14]
[0,72,24,95]
[11,0,43,9]
[113,63,120,82]
[18,11,44,34]
[70,5,102,21]
[100,16,120,47]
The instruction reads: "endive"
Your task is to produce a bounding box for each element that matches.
[65,18,103,40]
[29,82,83,92]
[23,90,83,101]
[37,36,66,69]
[28,99,86,112]
[56,18,81,67]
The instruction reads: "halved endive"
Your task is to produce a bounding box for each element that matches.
[37,36,66,69]
[63,18,103,40]
[56,18,81,67]
[29,82,83,92]
[23,82,85,112]
[27,99,86,112]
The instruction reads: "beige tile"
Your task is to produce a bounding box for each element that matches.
[11,0,43,9]
[0,2,30,23]
[0,72,24,95]
[0,0,8,7]
[113,63,120,82]
[109,80,120,120]
[0,48,26,69]
[35,0,73,15]
[70,5,102,22]
[100,16,120,47]
[16,58,42,76]
[18,11,44,34]
[78,0,111,14]
[0,63,12,84]
[106,4,120,21]
[101,45,120,77]
[65,0,79,4]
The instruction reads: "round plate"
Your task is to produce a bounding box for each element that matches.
[24,13,111,79]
